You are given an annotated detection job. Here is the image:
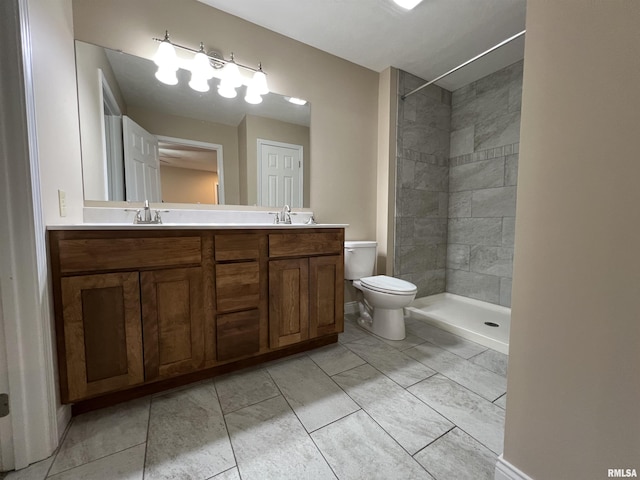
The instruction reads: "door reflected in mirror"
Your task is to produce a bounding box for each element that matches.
[75,40,311,207]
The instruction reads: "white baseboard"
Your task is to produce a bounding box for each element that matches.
[495,455,534,480]
[344,301,359,315]
[56,405,71,442]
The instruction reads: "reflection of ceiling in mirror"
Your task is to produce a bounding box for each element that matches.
[103,47,310,127]
[158,142,218,173]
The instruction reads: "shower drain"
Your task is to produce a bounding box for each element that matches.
[484,322,500,327]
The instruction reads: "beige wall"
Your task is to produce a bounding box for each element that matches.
[242,114,311,207]
[30,0,84,224]
[160,165,217,204]
[72,0,379,240]
[238,116,248,205]
[75,41,126,201]
[504,1,640,478]
[128,106,240,204]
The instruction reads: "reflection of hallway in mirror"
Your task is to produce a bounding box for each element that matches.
[258,139,303,208]
[157,137,223,205]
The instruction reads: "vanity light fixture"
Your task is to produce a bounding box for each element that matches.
[287,97,308,106]
[153,31,270,103]
[393,0,423,9]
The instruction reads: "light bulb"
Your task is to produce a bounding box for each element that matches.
[155,66,178,85]
[244,86,263,104]
[154,39,177,70]
[221,59,243,88]
[189,76,210,92]
[191,49,214,80]
[217,84,237,99]
[393,0,423,9]
[251,69,269,95]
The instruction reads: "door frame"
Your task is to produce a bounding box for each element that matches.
[256,138,304,207]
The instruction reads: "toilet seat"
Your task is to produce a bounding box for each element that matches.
[360,275,417,296]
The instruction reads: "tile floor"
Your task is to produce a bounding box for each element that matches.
[4,314,508,480]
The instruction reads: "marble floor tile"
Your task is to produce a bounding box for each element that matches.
[49,398,150,476]
[405,342,506,401]
[225,396,336,480]
[494,393,507,409]
[333,364,453,454]
[266,356,359,432]
[144,382,235,480]
[377,331,427,351]
[408,374,505,454]
[47,444,145,480]
[4,455,54,480]
[343,336,436,388]
[214,367,280,414]
[211,467,241,480]
[307,342,366,376]
[470,349,509,377]
[311,410,432,480]
[339,316,371,344]
[406,321,487,359]
[414,428,497,480]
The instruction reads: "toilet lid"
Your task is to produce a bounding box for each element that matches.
[360,275,418,295]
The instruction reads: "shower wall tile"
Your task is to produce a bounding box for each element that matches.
[448,218,502,246]
[471,186,517,218]
[452,83,475,107]
[505,153,519,186]
[449,191,472,218]
[501,217,516,247]
[469,246,513,278]
[446,269,500,304]
[499,278,512,308]
[415,163,449,192]
[474,111,521,152]
[450,126,475,158]
[449,158,505,192]
[447,244,470,271]
[414,218,448,245]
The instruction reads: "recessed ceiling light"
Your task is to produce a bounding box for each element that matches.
[393,0,423,10]
[287,97,307,105]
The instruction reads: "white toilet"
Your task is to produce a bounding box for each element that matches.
[344,241,417,340]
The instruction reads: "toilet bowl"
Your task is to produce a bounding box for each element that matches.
[345,241,417,340]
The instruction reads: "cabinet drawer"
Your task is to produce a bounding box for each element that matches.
[58,237,201,274]
[269,232,343,258]
[217,309,261,362]
[215,234,262,261]
[215,262,260,312]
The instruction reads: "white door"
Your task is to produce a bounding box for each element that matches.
[258,139,303,208]
[123,116,161,202]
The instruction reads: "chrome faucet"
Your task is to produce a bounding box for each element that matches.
[280,204,291,224]
[133,200,164,224]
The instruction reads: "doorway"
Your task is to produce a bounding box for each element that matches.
[257,139,303,208]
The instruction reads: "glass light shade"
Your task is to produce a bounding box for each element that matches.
[251,70,269,95]
[188,76,210,92]
[191,51,214,80]
[221,61,243,88]
[393,0,423,9]
[244,87,263,104]
[217,84,237,99]
[155,66,178,85]
[154,40,177,69]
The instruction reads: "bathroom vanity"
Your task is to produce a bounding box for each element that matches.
[48,224,345,412]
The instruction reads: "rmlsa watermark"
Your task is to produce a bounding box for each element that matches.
[608,469,638,478]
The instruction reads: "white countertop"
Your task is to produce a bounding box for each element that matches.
[47,223,348,230]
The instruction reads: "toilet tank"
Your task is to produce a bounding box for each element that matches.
[344,241,377,280]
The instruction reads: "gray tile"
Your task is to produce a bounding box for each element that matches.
[500,277,513,307]
[452,83,475,107]
[448,191,472,218]
[414,218,448,245]
[415,94,451,130]
[449,158,505,192]
[211,467,241,480]
[311,410,432,480]
[145,382,234,480]
[266,355,359,432]
[333,365,453,454]
[406,269,446,298]
[49,398,150,475]
[469,246,513,278]
[225,396,335,480]
[449,126,475,158]
[475,111,521,151]
[343,336,436,388]
[377,331,427,351]
[446,269,501,304]
[48,444,144,480]
[405,343,507,401]
[339,315,370,344]
[408,375,505,454]
[494,394,507,409]
[406,320,487,359]
[471,349,509,377]
[214,368,280,414]
[451,84,509,132]
[4,456,53,480]
[399,245,428,274]
[448,218,503,246]
[505,154,519,185]
[400,159,416,188]
[446,244,470,270]
[414,428,497,480]
[415,163,449,192]
[307,342,366,376]
[502,217,516,247]
[400,189,443,218]
[471,187,517,217]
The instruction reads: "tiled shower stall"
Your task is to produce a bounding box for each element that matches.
[395,61,523,308]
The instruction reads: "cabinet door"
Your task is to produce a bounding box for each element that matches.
[269,258,309,348]
[141,267,205,380]
[217,309,261,362]
[60,272,143,402]
[309,255,344,338]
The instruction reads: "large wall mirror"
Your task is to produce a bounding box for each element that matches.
[75,40,311,207]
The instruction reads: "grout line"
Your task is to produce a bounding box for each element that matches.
[47,442,147,479]
[211,381,241,480]
[141,396,152,480]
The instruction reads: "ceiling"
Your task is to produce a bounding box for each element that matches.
[196,0,527,91]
